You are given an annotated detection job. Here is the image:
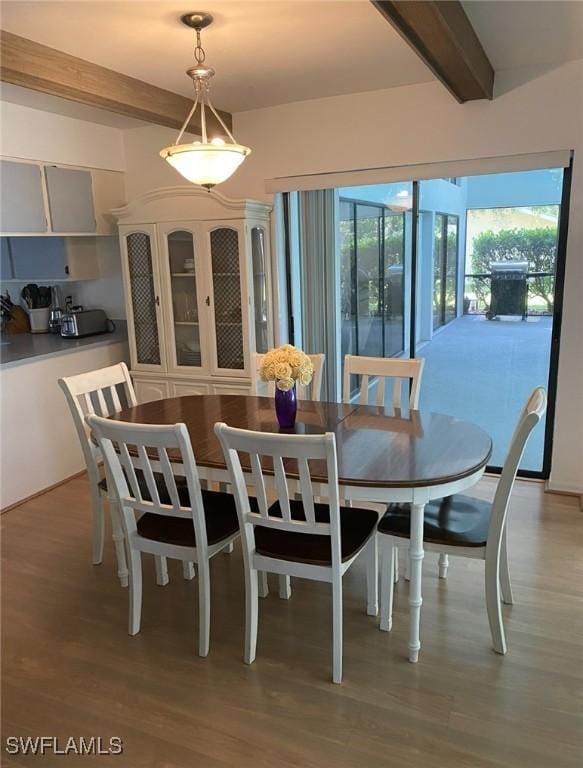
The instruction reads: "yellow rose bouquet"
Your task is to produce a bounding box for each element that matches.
[260,344,314,392]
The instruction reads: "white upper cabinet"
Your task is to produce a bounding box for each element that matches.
[0,158,124,236]
[45,166,96,233]
[0,160,47,233]
[114,187,273,385]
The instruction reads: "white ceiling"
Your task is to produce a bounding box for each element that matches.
[0,1,434,114]
[463,0,583,72]
[1,1,581,121]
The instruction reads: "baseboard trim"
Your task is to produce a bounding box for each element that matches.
[0,469,87,515]
[545,480,583,498]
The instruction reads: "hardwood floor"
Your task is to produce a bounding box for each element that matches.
[2,475,582,767]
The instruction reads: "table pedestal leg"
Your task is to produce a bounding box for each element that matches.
[409,502,425,663]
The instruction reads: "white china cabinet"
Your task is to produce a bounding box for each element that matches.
[113,187,273,403]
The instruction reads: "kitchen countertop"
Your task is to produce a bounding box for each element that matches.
[1,320,128,368]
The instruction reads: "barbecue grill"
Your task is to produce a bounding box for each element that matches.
[486,261,529,320]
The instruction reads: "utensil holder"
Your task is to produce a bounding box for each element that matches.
[27,307,50,334]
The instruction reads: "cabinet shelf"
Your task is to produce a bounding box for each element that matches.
[171,272,196,277]
[174,321,199,326]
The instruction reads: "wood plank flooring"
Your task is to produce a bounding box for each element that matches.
[2,475,582,767]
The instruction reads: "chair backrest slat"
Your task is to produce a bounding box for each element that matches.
[343,355,425,409]
[215,424,340,567]
[273,455,292,522]
[298,458,316,525]
[137,444,161,506]
[88,415,212,554]
[250,453,269,518]
[109,384,123,413]
[158,447,181,509]
[251,352,326,402]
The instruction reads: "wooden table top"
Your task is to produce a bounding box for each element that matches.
[109,394,492,489]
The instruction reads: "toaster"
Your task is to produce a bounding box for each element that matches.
[61,309,110,338]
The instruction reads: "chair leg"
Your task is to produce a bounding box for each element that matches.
[244,568,259,665]
[393,547,399,583]
[91,488,105,565]
[485,553,507,654]
[108,499,129,588]
[404,552,410,581]
[332,576,343,684]
[182,561,196,581]
[258,571,269,598]
[128,549,142,636]
[500,527,514,605]
[197,561,211,657]
[154,556,169,586]
[438,553,449,579]
[366,536,378,616]
[278,575,291,600]
[380,540,395,632]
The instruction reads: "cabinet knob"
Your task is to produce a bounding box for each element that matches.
[155,295,160,306]
[206,296,210,306]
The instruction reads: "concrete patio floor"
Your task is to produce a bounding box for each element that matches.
[416,314,553,471]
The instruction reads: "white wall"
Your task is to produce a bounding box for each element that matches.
[0,101,125,171]
[122,60,583,493]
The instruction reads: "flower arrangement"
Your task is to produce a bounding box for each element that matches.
[260,344,313,392]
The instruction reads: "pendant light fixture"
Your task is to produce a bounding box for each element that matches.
[160,12,251,189]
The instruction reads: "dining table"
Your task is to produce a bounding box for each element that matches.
[108,393,493,663]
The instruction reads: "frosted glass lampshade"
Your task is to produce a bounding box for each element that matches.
[160,142,251,188]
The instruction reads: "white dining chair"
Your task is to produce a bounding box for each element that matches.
[59,363,195,587]
[342,354,425,408]
[251,352,326,401]
[215,422,379,684]
[377,386,547,655]
[59,363,137,587]
[342,354,426,580]
[88,414,241,656]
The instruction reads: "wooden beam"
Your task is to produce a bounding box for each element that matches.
[370,1,494,102]
[0,31,232,134]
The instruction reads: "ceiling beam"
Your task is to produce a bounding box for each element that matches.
[370,1,494,102]
[0,30,232,134]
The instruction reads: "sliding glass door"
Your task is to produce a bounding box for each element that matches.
[339,198,407,396]
[432,213,459,330]
[284,162,570,477]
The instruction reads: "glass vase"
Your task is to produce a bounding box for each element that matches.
[275,383,297,429]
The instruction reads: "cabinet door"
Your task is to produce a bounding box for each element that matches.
[9,237,68,279]
[205,222,249,376]
[119,225,166,373]
[133,377,169,404]
[0,238,13,280]
[45,166,96,233]
[249,223,272,354]
[0,160,47,233]
[158,223,208,375]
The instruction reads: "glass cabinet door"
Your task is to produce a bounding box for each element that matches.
[164,229,203,370]
[251,226,269,354]
[209,225,245,372]
[124,228,163,369]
